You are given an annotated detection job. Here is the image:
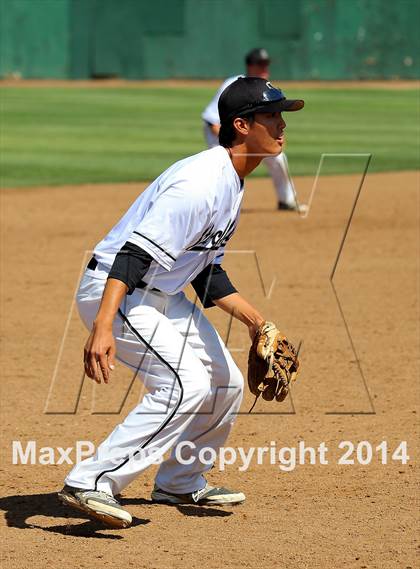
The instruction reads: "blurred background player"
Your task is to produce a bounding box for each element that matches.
[202,48,305,212]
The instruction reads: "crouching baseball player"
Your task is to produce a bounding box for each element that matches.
[58,77,304,529]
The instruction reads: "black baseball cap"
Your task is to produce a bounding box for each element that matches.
[218,77,304,124]
[245,48,270,66]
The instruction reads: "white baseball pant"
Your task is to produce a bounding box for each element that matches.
[203,122,297,206]
[65,269,244,496]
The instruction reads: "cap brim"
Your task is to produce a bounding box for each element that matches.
[281,99,304,111]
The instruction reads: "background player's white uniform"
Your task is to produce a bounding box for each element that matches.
[202,75,297,207]
[65,146,244,496]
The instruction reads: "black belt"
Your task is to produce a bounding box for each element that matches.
[87,256,161,292]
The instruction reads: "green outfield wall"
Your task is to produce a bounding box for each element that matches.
[1,0,419,80]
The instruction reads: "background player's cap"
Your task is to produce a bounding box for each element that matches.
[245,48,271,66]
[218,77,304,124]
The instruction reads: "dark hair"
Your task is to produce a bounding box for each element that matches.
[218,113,254,148]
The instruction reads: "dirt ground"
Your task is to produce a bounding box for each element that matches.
[0,171,418,569]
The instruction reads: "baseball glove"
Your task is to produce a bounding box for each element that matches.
[247,321,299,412]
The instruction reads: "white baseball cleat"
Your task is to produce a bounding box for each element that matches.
[58,485,132,528]
[278,201,308,214]
[151,482,246,506]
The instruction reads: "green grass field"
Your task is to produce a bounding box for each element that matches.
[0,85,418,188]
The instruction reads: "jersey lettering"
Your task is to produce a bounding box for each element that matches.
[187,218,237,251]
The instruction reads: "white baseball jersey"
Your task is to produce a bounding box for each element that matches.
[201,75,241,125]
[93,146,244,294]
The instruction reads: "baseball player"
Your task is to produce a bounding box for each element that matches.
[58,77,304,529]
[202,48,305,211]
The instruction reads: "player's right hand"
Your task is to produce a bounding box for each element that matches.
[83,324,116,384]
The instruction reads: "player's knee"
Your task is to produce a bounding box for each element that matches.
[190,377,212,405]
[229,367,244,401]
[218,365,244,403]
[182,367,211,407]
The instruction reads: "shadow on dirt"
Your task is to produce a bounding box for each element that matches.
[0,492,149,538]
[0,492,233,538]
[122,496,234,518]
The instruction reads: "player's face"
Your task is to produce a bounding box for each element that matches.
[247,112,286,155]
[247,62,270,79]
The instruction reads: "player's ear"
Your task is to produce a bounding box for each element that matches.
[233,117,251,137]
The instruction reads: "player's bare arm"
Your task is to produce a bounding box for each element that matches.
[83,278,127,384]
[213,292,265,340]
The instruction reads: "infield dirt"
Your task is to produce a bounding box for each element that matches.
[1,171,418,569]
